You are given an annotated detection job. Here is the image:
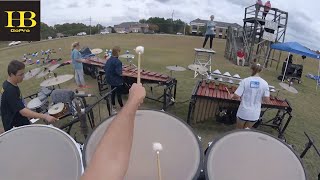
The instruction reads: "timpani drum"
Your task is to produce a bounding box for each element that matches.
[83,110,202,180]
[205,130,307,180]
[0,125,83,180]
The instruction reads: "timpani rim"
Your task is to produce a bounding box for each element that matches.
[0,124,84,174]
[82,109,204,179]
[204,129,308,180]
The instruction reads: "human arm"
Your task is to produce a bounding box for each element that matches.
[6,89,57,123]
[72,50,84,63]
[262,84,270,104]
[75,51,85,63]
[19,108,57,123]
[231,80,244,100]
[81,83,146,180]
[115,60,122,76]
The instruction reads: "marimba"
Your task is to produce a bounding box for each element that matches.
[95,64,177,110]
[187,80,293,138]
[82,56,107,78]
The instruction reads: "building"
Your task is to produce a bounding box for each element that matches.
[114,22,149,33]
[56,33,65,38]
[190,18,241,38]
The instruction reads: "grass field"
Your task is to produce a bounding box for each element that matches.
[0,34,319,179]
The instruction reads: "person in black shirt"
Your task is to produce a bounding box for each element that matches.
[1,60,57,131]
[104,46,124,113]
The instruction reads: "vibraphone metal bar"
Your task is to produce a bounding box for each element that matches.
[187,80,293,138]
[96,65,177,110]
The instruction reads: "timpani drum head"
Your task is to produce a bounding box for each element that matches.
[205,130,307,180]
[84,110,202,180]
[0,125,83,180]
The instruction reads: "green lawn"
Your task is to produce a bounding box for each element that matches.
[0,34,319,179]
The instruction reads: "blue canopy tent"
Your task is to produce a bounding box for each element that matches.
[271,42,320,90]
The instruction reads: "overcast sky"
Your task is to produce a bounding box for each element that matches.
[41,0,320,50]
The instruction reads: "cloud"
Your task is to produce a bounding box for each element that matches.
[86,0,94,7]
[225,0,252,7]
[104,3,112,7]
[154,0,171,3]
[67,3,79,8]
[40,0,320,50]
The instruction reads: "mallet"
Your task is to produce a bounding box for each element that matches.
[135,46,144,84]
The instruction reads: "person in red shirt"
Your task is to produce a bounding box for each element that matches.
[237,48,246,66]
[262,1,271,19]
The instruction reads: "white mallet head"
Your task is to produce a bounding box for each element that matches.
[135,46,144,54]
[153,142,163,152]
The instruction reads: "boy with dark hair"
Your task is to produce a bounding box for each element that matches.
[1,60,57,131]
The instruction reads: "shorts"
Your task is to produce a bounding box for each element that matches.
[237,117,258,122]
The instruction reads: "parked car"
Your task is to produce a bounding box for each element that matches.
[8,41,21,46]
[77,32,87,36]
[176,32,183,35]
[48,36,52,40]
[118,31,128,34]
[100,31,110,35]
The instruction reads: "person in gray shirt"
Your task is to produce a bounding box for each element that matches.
[202,15,216,49]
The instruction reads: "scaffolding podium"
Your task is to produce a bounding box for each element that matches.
[193,48,216,72]
[224,4,288,69]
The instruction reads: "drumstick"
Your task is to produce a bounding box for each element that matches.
[225,87,231,95]
[138,52,141,84]
[156,152,162,180]
[153,142,163,180]
[135,46,144,84]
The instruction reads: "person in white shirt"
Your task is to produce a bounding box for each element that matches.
[231,63,270,129]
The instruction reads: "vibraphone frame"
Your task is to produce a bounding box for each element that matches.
[82,58,177,110]
[96,69,177,110]
[187,80,293,138]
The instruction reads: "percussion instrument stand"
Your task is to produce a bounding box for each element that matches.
[300,132,320,179]
[169,70,173,77]
[258,108,293,139]
[300,132,320,158]
[126,57,137,68]
[193,49,215,73]
[76,96,95,129]
[59,89,115,137]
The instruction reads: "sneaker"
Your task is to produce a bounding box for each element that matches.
[111,108,117,114]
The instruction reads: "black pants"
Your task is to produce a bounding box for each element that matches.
[203,35,214,49]
[111,85,123,107]
[262,12,268,19]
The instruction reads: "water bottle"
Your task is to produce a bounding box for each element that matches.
[108,50,112,57]
[126,50,129,54]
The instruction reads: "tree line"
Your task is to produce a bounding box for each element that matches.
[40,22,107,39]
[40,17,191,39]
[139,17,190,34]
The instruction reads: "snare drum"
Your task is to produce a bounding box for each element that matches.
[83,110,202,180]
[48,102,69,118]
[0,125,83,180]
[205,130,307,180]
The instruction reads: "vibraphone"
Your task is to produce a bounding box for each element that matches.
[187,80,293,138]
[82,59,177,110]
